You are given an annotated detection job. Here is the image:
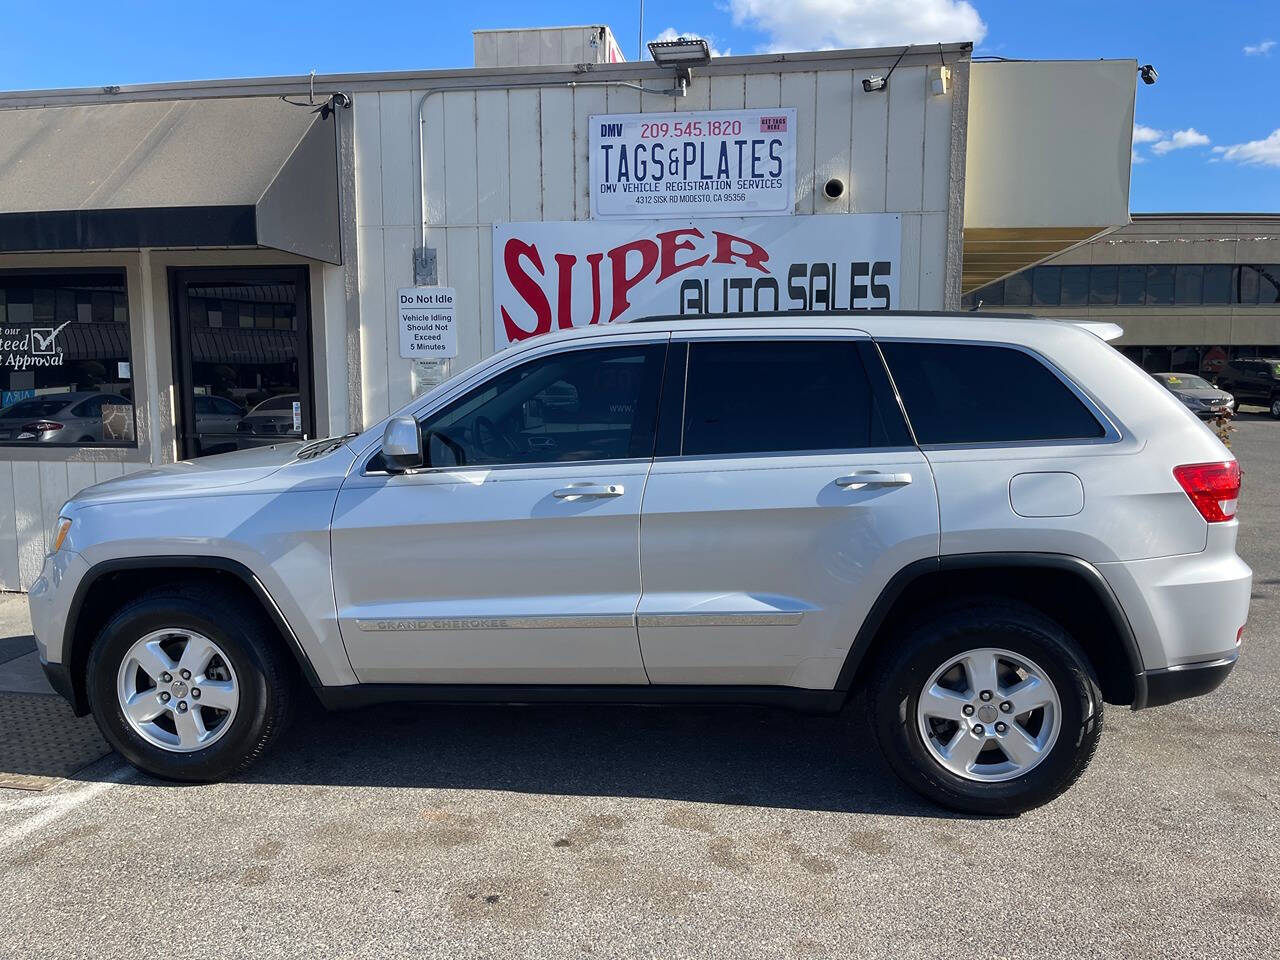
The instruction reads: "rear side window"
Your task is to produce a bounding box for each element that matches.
[680,340,908,456]
[879,341,1106,444]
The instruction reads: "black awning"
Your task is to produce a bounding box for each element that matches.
[0,97,340,263]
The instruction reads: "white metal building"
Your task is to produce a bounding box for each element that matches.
[0,25,1139,589]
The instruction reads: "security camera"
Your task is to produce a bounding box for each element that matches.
[1139,64,1158,85]
[862,76,887,93]
[823,177,846,200]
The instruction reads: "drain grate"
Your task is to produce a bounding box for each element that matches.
[0,691,111,789]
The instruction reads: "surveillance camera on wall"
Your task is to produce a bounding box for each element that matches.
[862,76,887,93]
[823,177,846,201]
[1139,64,1158,85]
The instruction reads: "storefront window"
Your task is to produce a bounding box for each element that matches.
[1003,271,1032,306]
[1060,266,1089,306]
[0,270,136,447]
[1145,266,1174,306]
[1089,266,1118,305]
[1236,266,1260,304]
[1259,266,1280,305]
[1032,267,1060,306]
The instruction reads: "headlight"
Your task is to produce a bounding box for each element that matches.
[51,517,72,553]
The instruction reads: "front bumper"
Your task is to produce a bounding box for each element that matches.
[1142,653,1238,708]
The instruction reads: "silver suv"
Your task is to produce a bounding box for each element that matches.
[29,314,1250,814]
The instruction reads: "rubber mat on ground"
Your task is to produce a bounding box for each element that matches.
[0,691,111,790]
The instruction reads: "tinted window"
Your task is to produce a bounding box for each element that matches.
[1174,265,1203,304]
[1089,266,1118,305]
[1145,266,1174,305]
[1060,266,1089,306]
[1237,266,1260,304]
[1260,266,1280,305]
[880,341,1106,444]
[410,344,666,468]
[1117,265,1146,305]
[1032,267,1060,306]
[680,340,904,456]
[1003,271,1032,306]
[1203,265,1232,305]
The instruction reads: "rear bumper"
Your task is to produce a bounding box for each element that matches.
[1140,653,1237,709]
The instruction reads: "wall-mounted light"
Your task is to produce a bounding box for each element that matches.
[649,37,712,97]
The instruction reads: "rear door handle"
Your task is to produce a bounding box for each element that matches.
[553,483,625,499]
[835,472,912,488]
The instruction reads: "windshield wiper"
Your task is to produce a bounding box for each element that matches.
[295,432,359,460]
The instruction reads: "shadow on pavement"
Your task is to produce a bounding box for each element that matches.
[206,696,964,819]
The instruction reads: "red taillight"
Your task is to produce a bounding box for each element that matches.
[21,421,63,433]
[1173,460,1241,523]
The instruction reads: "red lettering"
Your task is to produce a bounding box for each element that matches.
[712,231,771,274]
[607,239,659,321]
[586,253,604,325]
[554,254,576,329]
[656,228,708,283]
[500,239,552,342]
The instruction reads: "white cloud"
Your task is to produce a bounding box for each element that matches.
[1213,129,1280,167]
[1131,149,1146,165]
[650,28,730,59]
[1132,123,1164,144]
[728,0,986,52]
[1244,39,1276,56]
[1151,128,1211,155]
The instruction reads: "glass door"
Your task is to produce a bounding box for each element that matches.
[170,266,314,459]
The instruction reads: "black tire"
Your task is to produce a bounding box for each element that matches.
[85,583,294,782]
[1269,397,1280,419]
[867,600,1102,816]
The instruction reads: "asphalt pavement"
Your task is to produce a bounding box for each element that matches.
[0,419,1277,959]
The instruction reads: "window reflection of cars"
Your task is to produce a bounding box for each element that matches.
[235,393,301,447]
[0,391,131,444]
[191,395,245,457]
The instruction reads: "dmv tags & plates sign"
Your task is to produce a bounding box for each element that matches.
[589,108,797,219]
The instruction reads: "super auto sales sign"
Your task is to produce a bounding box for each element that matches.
[589,108,797,219]
[492,215,901,348]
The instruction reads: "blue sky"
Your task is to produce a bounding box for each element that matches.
[0,0,1276,212]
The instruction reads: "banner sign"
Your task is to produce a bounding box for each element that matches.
[589,108,797,219]
[493,214,901,349]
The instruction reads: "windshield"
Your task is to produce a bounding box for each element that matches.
[0,397,69,418]
[1155,374,1213,390]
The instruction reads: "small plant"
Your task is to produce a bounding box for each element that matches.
[1211,410,1236,447]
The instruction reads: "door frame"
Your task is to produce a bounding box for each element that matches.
[168,265,315,460]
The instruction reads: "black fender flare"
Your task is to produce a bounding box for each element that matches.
[60,555,322,715]
[833,552,1148,708]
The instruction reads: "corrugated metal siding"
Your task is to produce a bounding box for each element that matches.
[353,63,958,427]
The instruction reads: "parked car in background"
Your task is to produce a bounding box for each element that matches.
[1213,358,1280,418]
[29,314,1250,815]
[0,392,131,444]
[1150,373,1235,420]
[235,393,301,446]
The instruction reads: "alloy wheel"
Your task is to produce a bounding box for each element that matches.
[115,629,240,753]
[915,647,1062,782]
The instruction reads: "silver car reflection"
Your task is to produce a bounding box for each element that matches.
[0,392,131,444]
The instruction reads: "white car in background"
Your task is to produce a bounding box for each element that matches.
[28,313,1249,814]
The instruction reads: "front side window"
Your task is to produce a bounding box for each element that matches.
[679,340,908,456]
[410,343,666,468]
[880,341,1106,445]
[0,271,136,447]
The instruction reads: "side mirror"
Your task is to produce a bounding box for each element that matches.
[382,416,423,472]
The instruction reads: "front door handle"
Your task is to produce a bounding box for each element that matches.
[835,472,912,488]
[553,483,625,499]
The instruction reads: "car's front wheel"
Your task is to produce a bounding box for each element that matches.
[86,584,294,781]
[1269,398,1280,419]
[868,601,1102,815]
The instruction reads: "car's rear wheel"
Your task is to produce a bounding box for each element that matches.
[868,601,1102,815]
[1269,398,1280,419]
[86,584,294,781]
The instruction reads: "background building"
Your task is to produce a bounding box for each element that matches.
[0,25,1139,589]
[965,214,1280,374]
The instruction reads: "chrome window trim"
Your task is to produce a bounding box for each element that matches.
[873,336,1125,448]
[651,444,921,466]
